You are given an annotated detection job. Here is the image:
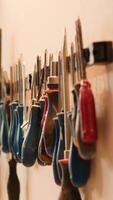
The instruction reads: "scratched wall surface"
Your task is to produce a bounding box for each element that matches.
[1,0,113,200]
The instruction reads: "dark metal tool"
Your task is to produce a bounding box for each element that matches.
[58,29,82,199]
[21,64,42,167]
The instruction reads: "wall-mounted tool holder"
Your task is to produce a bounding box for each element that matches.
[1,17,113,200]
[84,41,113,65]
[88,41,113,64]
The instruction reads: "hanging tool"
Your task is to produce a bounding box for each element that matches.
[37,97,50,166]
[8,65,19,153]
[58,29,81,199]
[7,158,20,200]
[69,84,91,186]
[13,55,25,162]
[76,19,97,144]
[38,50,53,165]
[73,19,97,159]
[38,97,52,165]
[43,58,59,157]
[0,30,10,153]
[68,19,91,187]
[0,29,2,101]
[73,19,97,156]
[21,63,42,167]
[58,159,81,200]
[70,39,96,160]
[0,69,10,153]
[35,56,49,166]
[6,58,20,200]
[56,47,68,186]
[52,52,64,185]
[52,116,61,185]
[11,63,21,159]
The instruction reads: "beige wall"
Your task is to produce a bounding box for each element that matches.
[1,0,113,200]
[1,0,113,72]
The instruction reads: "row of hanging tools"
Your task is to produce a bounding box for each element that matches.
[0,18,101,200]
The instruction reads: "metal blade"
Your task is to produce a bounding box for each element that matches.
[62,29,71,152]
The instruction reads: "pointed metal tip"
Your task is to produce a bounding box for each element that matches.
[78,18,81,27]
[78,17,81,22]
[19,53,23,61]
[45,49,48,54]
[75,17,79,26]
[44,49,48,58]
[64,28,67,37]
[63,27,68,55]
[76,17,80,21]
[63,28,67,44]
[34,63,37,70]
[75,17,81,27]
[58,51,62,58]
[51,53,53,60]
[49,53,53,63]
[37,55,40,61]
[71,42,74,48]
[58,51,61,55]
[49,53,51,59]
